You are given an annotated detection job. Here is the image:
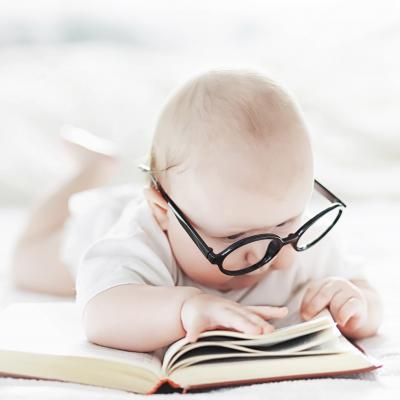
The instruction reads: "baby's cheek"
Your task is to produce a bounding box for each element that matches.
[271,245,297,270]
[167,223,225,284]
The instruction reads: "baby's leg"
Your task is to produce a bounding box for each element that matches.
[11,128,119,297]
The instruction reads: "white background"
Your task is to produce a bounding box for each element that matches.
[0,0,399,205]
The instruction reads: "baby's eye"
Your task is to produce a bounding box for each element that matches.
[219,221,288,241]
[224,233,244,241]
[213,232,244,242]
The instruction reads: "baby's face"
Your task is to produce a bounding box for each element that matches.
[154,127,314,292]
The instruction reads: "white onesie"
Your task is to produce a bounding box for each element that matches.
[60,183,365,323]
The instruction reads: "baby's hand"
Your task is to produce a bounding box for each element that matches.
[300,277,368,334]
[180,292,288,343]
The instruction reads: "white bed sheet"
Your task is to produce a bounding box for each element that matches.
[0,202,399,399]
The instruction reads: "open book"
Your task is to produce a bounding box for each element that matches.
[0,302,381,394]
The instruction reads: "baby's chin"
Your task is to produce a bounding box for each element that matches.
[214,266,272,292]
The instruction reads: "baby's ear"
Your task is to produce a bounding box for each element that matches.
[143,187,169,231]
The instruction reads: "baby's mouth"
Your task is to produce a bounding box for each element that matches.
[247,268,270,279]
[220,265,271,291]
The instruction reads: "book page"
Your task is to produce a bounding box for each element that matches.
[167,335,350,375]
[162,308,335,372]
[164,323,343,374]
[0,302,162,377]
[169,344,377,388]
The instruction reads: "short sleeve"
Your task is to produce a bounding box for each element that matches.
[284,229,367,314]
[60,183,144,279]
[75,197,178,320]
[295,228,367,286]
[60,195,123,280]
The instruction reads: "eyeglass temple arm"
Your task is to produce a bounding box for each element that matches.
[138,163,162,188]
[138,163,214,258]
[139,166,345,204]
[314,179,346,207]
[140,165,346,206]
[139,165,346,208]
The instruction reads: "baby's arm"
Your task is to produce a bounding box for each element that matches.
[82,284,202,352]
[300,277,383,339]
[82,283,288,353]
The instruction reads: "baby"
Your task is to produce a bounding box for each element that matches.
[11,69,382,353]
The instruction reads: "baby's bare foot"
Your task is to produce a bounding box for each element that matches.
[59,124,120,171]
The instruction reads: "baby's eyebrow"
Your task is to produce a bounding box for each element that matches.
[222,217,294,237]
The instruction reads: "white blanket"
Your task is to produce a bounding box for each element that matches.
[0,201,399,398]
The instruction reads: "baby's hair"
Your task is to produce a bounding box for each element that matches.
[147,68,306,190]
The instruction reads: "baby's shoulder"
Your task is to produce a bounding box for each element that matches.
[296,230,365,280]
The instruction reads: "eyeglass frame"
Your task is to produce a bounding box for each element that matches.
[138,163,346,276]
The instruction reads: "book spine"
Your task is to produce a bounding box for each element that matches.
[147,378,183,395]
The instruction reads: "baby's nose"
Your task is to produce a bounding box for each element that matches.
[244,242,268,266]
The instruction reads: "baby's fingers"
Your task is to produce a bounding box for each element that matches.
[245,305,288,320]
[301,282,340,320]
[243,311,275,334]
[184,317,206,343]
[337,297,365,327]
[218,309,265,335]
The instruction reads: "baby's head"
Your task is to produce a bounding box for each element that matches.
[144,69,314,292]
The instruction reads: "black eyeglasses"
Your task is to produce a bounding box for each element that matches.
[138,164,346,276]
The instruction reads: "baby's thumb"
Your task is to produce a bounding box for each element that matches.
[184,320,203,343]
[185,330,198,343]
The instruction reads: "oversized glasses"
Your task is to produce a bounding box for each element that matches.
[138,164,346,276]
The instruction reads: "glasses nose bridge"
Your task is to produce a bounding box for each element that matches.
[282,233,298,246]
[266,233,297,258]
